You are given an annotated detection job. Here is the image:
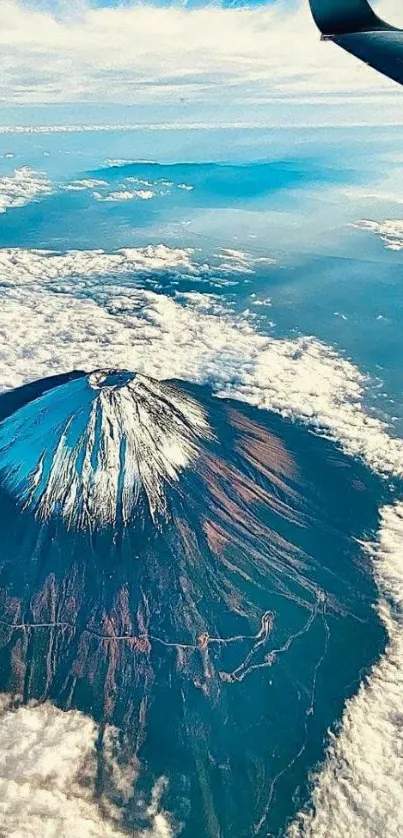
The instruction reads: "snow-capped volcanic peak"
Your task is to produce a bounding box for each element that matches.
[0,369,212,529]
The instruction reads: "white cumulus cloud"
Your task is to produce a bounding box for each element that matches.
[63,178,109,191]
[0,696,173,837]
[0,167,52,213]
[355,219,403,251]
[94,189,155,202]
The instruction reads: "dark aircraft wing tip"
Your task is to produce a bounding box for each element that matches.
[308,0,403,87]
[308,0,398,37]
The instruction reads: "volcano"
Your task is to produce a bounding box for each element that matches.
[0,369,212,529]
[0,369,387,837]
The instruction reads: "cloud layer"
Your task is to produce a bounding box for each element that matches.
[1,0,403,117]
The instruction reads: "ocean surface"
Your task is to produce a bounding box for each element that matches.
[0,123,402,837]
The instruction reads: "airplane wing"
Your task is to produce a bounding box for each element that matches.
[308,0,403,86]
